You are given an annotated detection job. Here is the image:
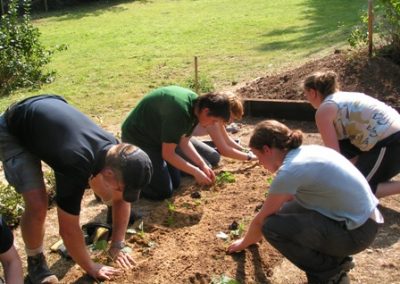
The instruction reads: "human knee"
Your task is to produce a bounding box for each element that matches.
[208,151,221,167]
[22,190,48,218]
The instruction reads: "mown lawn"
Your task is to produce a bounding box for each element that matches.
[1,0,366,125]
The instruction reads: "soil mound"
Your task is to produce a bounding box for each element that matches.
[237,50,400,108]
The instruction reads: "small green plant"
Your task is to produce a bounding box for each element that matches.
[165,200,176,227]
[0,182,24,227]
[216,171,236,186]
[211,274,240,284]
[92,240,108,251]
[229,220,245,238]
[137,220,145,238]
[183,74,215,94]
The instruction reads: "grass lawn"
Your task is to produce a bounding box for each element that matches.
[1,0,367,125]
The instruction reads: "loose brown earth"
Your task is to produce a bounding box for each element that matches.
[10,50,400,283]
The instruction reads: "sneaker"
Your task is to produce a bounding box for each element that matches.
[106,206,140,225]
[27,253,58,284]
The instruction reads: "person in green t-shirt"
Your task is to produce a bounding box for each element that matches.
[122,86,231,200]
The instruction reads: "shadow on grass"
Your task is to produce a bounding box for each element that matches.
[32,0,151,21]
[255,0,366,56]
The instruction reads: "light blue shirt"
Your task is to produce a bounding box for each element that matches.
[270,145,379,229]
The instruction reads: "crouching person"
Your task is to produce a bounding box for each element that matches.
[0,95,152,283]
[228,120,382,284]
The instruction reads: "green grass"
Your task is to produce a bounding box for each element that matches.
[1,0,367,126]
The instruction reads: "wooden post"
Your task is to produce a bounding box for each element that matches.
[44,0,48,12]
[1,0,4,15]
[368,0,374,57]
[194,56,199,94]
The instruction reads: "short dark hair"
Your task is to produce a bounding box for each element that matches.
[195,92,231,122]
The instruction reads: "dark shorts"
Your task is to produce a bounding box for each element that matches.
[340,132,400,193]
[0,115,45,193]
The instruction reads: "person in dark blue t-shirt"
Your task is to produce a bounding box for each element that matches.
[0,95,153,282]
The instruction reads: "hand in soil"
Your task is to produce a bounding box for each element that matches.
[227,238,246,254]
[90,263,122,281]
[109,247,135,269]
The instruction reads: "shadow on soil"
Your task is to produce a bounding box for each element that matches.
[372,205,400,249]
[232,245,272,284]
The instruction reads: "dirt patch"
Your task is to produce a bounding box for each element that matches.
[8,51,400,283]
[236,50,400,108]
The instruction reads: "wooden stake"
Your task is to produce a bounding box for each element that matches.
[1,0,4,15]
[368,0,374,57]
[194,56,199,94]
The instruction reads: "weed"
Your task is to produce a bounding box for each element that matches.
[166,200,176,213]
[216,171,236,186]
[137,220,145,238]
[229,220,245,238]
[211,274,240,284]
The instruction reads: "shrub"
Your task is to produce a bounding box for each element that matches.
[0,182,24,227]
[0,0,63,96]
[348,0,400,60]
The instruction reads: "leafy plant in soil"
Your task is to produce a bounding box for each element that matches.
[0,182,23,227]
[211,274,240,284]
[216,171,236,186]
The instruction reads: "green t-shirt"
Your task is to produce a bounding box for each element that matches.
[122,86,198,151]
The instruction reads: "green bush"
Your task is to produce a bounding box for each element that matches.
[348,0,400,59]
[0,182,24,227]
[0,0,63,96]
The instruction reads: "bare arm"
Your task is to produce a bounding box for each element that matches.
[208,123,252,161]
[162,139,214,184]
[57,207,120,281]
[0,245,23,284]
[228,193,293,253]
[315,103,340,152]
[109,191,134,268]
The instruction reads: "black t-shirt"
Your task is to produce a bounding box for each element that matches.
[0,216,13,254]
[6,95,118,215]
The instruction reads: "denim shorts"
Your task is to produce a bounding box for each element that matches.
[0,115,45,193]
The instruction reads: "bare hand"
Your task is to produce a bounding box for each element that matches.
[90,263,121,281]
[227,238,246,254]
[109,247,135,269]
[200,164,216,183]
[193,169,213,185]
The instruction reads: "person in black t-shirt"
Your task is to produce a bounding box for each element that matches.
[0,215,23,284]
[0,95,153,282]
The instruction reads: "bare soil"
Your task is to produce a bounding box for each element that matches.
[10,50,400,283]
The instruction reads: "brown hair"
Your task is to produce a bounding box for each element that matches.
[196,92,231,122]
[249,120,303,151]
[303,70,340,99]
[227,92,244,120]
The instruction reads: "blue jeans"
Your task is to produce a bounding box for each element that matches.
[262,201,379,283]
[138,148,181,200]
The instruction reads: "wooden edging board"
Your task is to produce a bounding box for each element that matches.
[243,99,316,121]
[243,99,400,121]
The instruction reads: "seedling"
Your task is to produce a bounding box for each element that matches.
[216,171,236,185]
[211,274,240,284]
[137,220,145,238]
[166,200,176,227]
[266,176,274,185]
[229,220,245,238]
